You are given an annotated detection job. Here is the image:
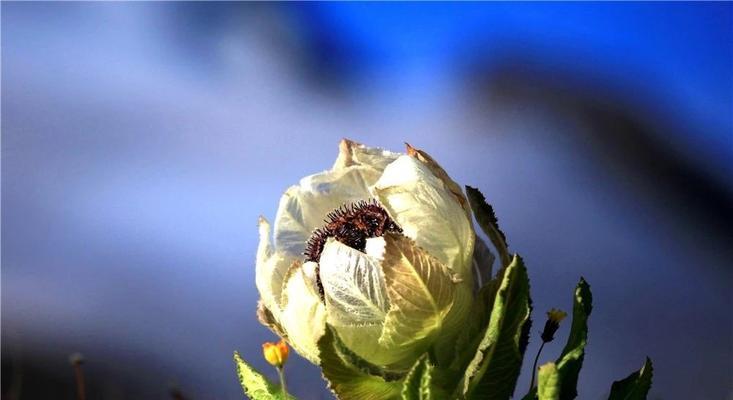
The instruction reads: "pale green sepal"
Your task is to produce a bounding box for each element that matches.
[537,363,560,400]
[431,280,473,368]
[378,233,457,367]
[233,352,294,400]
[317,326,403,400]
[449,272,502,377]
[457,254,532,400]
[554,278,593,400]
[607,357,653,400]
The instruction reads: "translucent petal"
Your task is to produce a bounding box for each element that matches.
[405,143,471,216]
[371,155,475,278]
[255,217,293,315]
[320,238,389,326]
[279,262,326,364]
[332,138,401,172]
[319,238,394,365]
[377,233,457,368]
[273,166,382,257]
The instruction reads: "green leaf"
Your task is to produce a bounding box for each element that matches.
[450,276,501,374]
[554,278,593,400]
[607,358,653,400]
[457,254,532,400]
[378,233,457,364]
[318,326,403,400]
[449,239,523,377]
[537,363,560,400]
[402,355,437,400]
[233,352,292,400]
[466,186,510,268]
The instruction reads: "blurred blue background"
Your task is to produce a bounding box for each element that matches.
[2,2,732,399]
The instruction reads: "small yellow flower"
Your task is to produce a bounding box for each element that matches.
[547,308,567,324]
[541,308,567,342]
[262,339,289,368]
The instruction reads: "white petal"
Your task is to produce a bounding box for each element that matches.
[320,238,412,367]
[320,238,389,327]
[371,155,475,278]
[364,236,386,262]
[255,217,293,316]
[257,216,273,261]
[332,138,401,172]
[405,143,471,216]
[301,260,320,294]
[273,166,382,257]
[279,263,326,364]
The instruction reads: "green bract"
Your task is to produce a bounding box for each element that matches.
[239,140,654,400]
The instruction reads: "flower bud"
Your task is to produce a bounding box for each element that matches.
[254,140,483,368]
[541,308,567,342]
[262,340,289,368]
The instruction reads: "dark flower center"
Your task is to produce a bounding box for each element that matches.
[304,200,402,298]
[304,200,402,263]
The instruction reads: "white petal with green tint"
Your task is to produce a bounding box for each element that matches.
[333,138,401,172]
[319,238,393,366]
[273,166,382,257]
[371,155,474,279]
[378,233,456,363]
[320,238,389,325]
[406,143,471,217]
[279,262,326,363]
[255,216,293,316]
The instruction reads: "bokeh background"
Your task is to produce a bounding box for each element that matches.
[2,2,732,399]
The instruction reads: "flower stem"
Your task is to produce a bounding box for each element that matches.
[69,353,86,400]
[529,341,546,392]
[277,366,288,397]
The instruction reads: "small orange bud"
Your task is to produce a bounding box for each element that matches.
[262,339,289,368]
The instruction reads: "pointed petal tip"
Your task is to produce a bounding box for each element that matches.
[335,138,359,169]
[339,138,353,153]
[340,137,358,147]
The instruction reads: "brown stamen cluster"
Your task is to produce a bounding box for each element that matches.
[304,200,402,298]
[304,200,402,264]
